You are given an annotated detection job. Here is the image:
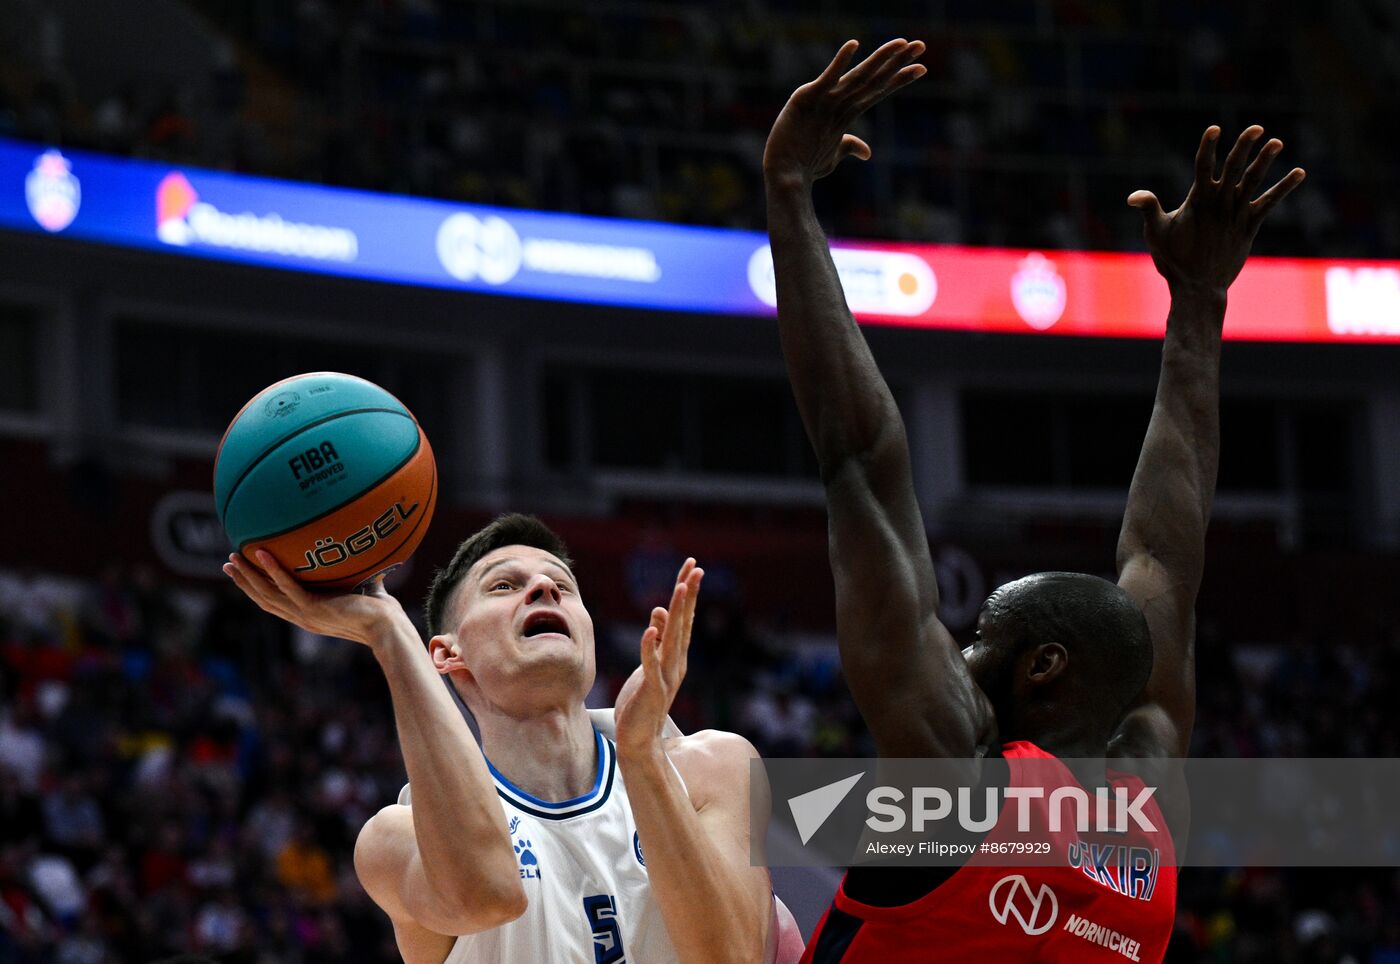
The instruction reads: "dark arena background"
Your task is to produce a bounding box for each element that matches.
[3,2,1400,962]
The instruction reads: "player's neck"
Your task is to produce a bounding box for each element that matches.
[1004,695,1113,760]
[1015,725,1109,761]
[476,702,599,803]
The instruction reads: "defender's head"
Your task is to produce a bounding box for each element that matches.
[424,514,594,714]
[962,572,1153,746]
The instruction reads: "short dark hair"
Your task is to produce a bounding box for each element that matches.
[983,572,1153,726]
[424,513,574,637]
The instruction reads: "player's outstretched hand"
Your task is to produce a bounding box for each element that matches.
[614,559,703,758]
[1129,126,1306,297]
[763,38,926,190]
[223,550,411,647]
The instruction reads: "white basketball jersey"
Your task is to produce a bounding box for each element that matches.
[399,727,682,963]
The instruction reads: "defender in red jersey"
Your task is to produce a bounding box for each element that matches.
[807,740,1178,962]
[761,39,1305,962]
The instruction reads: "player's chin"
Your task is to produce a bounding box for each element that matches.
[515,636,590,674]
[518,631,576,648]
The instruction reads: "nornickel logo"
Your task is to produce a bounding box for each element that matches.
[989,874,1057,936]
[437,213,522,285]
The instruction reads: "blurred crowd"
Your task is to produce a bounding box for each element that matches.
[0,566,397,962]
[1,1,1395,256]
[5,1,1400,961]
[2,562,1399,962]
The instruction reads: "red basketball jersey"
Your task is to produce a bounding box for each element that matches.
[801,741,1178,963]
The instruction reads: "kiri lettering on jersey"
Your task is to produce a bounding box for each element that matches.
[1065,842,1160,901]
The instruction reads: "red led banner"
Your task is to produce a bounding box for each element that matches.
[832,243,1400,343]
[6,139,1398,343]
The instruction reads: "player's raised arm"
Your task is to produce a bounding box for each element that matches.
[224,553,523,958]
[613,561,775,964]
[763,40,992,760]
[1114,127,1305,759]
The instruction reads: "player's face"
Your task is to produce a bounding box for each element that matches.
[449,545,596,701]
[962,605,1017,708]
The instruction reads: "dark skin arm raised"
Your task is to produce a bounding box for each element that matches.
[1113,126,1305,760]
[764,39,993,760]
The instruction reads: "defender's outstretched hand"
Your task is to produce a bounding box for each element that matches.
[1129,126,1306,296]
[763,38,926,188]
[223,550,410,646]
[614,559,703,756]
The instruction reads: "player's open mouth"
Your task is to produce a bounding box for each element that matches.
[522,611,571,639]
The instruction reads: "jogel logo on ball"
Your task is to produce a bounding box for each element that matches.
[293,499,421,573]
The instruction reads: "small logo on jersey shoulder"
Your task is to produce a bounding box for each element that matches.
[510,819,541,880]
[633,831,645,867]
[513,838,541,879]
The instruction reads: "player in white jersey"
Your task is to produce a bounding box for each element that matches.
[224,514,799,963]
[396,718,684,961]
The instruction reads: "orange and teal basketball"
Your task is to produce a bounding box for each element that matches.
[214,372,437,590]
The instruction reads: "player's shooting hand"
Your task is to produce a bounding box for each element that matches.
[614,559,703,759]
[223,550,410,647]
[763,38,926,190]
[1129,126,1306,297]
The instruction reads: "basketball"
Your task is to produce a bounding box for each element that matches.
[213,372,437,590]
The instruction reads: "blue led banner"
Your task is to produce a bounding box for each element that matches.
[0,138,771,315]
[5,138,1400,341]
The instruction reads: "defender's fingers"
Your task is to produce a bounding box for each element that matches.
[1126,190,1167,232]
[853,58,926,112]
[887,62,928,94]
[1238,138,1281,196]
[840,134,872,162]
[840,37,910,86]
[1220,125,1265,189]
[1194,126,1221,186]
[863,38,923,89]
[1250,167,1306,219]
[813,40,859,89]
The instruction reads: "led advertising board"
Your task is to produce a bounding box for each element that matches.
[3,139,1396,342]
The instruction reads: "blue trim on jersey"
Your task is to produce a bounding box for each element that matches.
[487,726,617,820]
